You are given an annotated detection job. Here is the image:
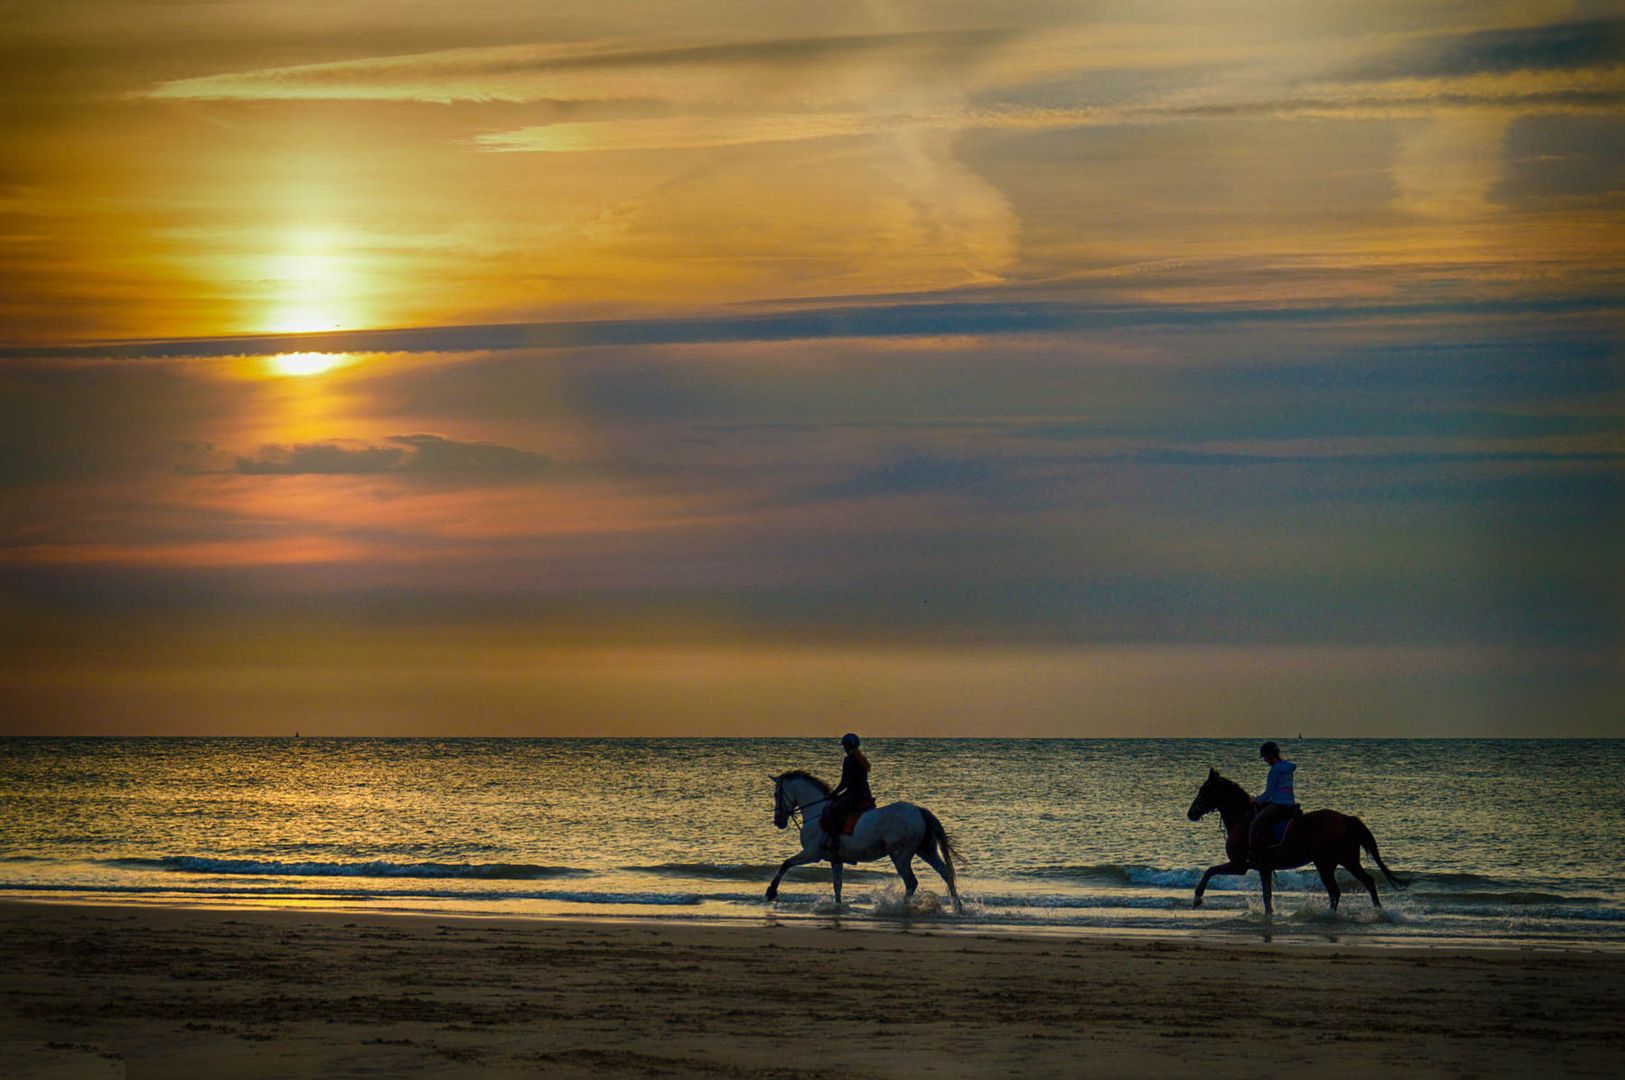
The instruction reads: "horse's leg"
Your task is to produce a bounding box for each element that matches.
[765,850,819,901]
[1316,859,1341,914]
[1348,859,1381,908]
[916,844,962,914]
[830,860,844,907]
[1260,868,1274,916]
[889,850,920,900]
[1193,861,1246,908]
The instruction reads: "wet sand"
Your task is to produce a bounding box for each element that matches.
[3,900,1622,1078]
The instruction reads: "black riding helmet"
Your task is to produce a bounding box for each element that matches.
[1259,740,1280,759]
[841,733,861,749]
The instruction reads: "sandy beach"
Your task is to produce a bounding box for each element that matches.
[2,901,1622,1077]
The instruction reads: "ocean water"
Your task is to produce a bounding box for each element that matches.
[3,738,1622,947]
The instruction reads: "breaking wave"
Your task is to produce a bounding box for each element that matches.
[626,862,890,882]
[105,857,591,880]
[1013,864,1596,898]
[0,881,704,905]
[1017,863,1323,890]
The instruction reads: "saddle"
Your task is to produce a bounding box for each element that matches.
[837,799,877,835]
[1264,805,1304,846]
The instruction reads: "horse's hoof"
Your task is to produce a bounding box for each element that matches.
[1192,896,1203,909]
[764,887,777,902]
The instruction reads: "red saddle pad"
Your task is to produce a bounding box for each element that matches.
[839,799,877,835]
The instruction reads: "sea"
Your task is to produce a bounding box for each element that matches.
[3,738,1622,948]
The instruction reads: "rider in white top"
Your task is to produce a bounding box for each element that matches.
[1249,741,1298,862]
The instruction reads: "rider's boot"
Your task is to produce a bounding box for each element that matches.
[1247,834,1270,869]
[1247,814,1272,868]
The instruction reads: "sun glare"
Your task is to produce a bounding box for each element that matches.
[260,229,366,334]
[265,351,352,378]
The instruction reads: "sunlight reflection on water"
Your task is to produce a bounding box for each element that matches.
[2,738,1621,945]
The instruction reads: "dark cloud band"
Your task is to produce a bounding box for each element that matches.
[1344,18,1625,81]
[233,434,549,476]
[5,295,1618,362]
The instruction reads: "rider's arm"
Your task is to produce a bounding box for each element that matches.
[1257,764,1279,804]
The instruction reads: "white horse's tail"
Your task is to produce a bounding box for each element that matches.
[918,807,961,879]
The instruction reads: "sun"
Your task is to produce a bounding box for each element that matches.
[264,351,352,378]
[259,229,366,335]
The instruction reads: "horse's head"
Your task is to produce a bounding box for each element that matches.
[771,774,789,830]
[1187,767,1223,822]
[771,770,830,830]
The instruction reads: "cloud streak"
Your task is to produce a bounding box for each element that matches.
[232,434,550,476]
[145,30,1005,105]
[473,84,1625,153]
[143,19,1625,160]
[5,294,1618,362]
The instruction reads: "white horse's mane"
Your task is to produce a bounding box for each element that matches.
[777,769,831,795]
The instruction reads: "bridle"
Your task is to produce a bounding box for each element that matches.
[1192,779,1249,835]
[773,777,831,829]
[1190,787,1217,831]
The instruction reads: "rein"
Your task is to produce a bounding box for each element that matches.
[775,784,832,827]
[1194,783,1253,838]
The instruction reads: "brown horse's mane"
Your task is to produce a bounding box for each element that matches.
[777,769,832,795]
[1201,771,1255,830]
[1206,771,1250,804]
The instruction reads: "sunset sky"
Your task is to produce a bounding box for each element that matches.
[2,1,1620,736]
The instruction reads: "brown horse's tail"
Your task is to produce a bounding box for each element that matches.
[1350,816,1407,890]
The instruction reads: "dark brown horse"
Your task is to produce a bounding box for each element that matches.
[1185,768,1406,915]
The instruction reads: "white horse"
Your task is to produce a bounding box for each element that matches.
[766,770,963,913]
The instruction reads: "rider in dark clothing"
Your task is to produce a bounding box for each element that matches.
[821,733,874,859]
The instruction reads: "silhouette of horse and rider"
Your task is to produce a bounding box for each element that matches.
[1186,742,1406,915]
[766,735,1404,918]
[766,733,962,913]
